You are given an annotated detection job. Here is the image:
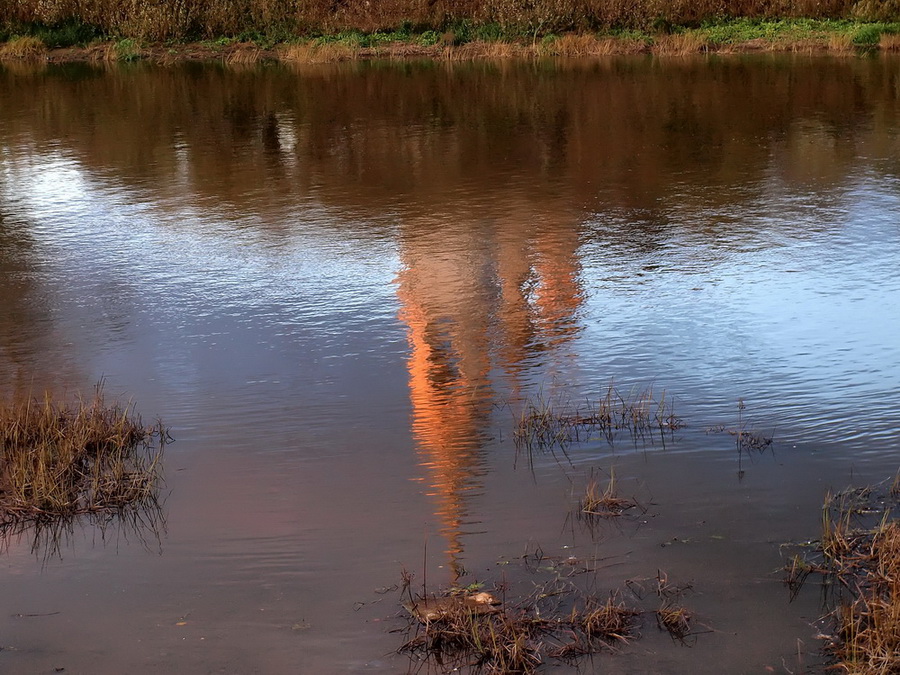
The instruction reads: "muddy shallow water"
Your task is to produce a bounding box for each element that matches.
[1,54,900,673]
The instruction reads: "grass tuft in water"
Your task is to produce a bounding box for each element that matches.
[576,592,638,643]
[656,603,693,641]
[0,384,168,525]
[397,554,698,672]
[579,468,636,518]
[514,383,683,455]
[399,584,640,672]
[783,479,900,673]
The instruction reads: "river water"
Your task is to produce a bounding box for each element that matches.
[1,54,899,673]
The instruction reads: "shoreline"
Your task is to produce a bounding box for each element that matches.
[3,20,900,65]
[12,37,900,66]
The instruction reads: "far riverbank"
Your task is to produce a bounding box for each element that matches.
[3,19,900,64]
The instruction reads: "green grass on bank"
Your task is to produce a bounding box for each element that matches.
[3,17,900,59]
[696,17,900,45]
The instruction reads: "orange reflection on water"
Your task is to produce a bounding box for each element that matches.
[397,215,584,579]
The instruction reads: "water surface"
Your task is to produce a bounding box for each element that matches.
[2,55,900,673]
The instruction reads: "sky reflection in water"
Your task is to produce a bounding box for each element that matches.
[1,55,899,673]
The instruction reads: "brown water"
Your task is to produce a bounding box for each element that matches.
[1,54,900,673]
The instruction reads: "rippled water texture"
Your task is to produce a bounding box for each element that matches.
[1,56,900,673]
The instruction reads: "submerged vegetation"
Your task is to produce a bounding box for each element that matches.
[398,555,695,673]
[513,383,683,455]
[0,385,167,533]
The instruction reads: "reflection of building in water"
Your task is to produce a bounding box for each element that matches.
[396,213,583,580]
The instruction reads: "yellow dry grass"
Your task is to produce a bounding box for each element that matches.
[652,33,709,55]
[657,604,692,640]
[580,469,635,517]
[827,33,855,51]
[0,36,47,61]
[0,387,166,522]
[443,40,530,60]
[880,33,900,50]
[577,593,636,642]
[545,33,645,56]
[225,43,262,64]
[808,488,900,674]
[831,522,900,673]
[277,42,359,63]
[90,42,119,62]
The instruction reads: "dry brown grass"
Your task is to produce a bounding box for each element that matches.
[580,469,636,517]
[0,385,167,524]
[827,33,855,51]
[656,604,692,641]
[821,490,856,560]
[277,42,359,63]
[514,384,683,455]
[400,586,638,672]
[785,483,900,673]
[398,556,698,672]
[225,42,262,64]
[400,592,543,673]
[544,33,646,55]
[879,32,900,49]
[442,40,531,60]
[784,553,818,600]
[652,32,709,55]
[88,42,119,62]
[577,593,637,642]
[0,36,47,61]
[828,521,900,673]
[547,33,599,55]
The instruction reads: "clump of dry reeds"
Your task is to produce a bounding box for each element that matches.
[400,585,639,672]
[441,40,524,59]
[783,480,900,673]
[652,32,709,55]
[0,36,47,60]
[827,32,856,50]
[580,468,636,518]
[400,591,544,672]
[398,556,700,672]
[826,519,900,673]
[821,489,857,560]
[576,592,637,642]
[656,603,693,641]
[880,32,900,49]
[0,385,167,525]
[225,42,262,64]
[277,41,359,63]
[88,37,143,62]
[514,383,683,454]
[541,32,648,55]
